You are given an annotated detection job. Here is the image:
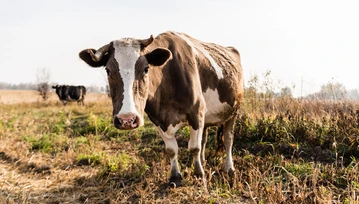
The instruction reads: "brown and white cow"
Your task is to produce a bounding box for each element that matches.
[79,31,244,186]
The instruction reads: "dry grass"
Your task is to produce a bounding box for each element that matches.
[0,90,108,104]
[1,90,359,203]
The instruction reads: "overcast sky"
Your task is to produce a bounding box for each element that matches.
[1,0,358,96]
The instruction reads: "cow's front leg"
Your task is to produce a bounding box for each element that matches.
[189,123,205,179]
[157,126,182,187]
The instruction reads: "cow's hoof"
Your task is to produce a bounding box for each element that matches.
[169,173,182,188]
[227,168,235,175]
[194,163,205,179]
[224,166,235,175]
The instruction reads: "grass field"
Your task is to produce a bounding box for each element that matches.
[0,90,108,104]
[1,90,359,203]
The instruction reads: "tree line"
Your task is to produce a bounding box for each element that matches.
[0,82,106,93]
[3,68,358,101]
[0,82,38,90]
[246,71,359,101]
[2,81,358,101]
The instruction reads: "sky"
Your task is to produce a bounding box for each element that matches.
[1,0,358,97]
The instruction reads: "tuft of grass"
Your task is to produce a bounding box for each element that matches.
[77,153,102,166]
[284,162,313,178]
[23,134,69,154]
[100,152,149,177]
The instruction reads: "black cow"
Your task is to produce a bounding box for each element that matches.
[52,85,86,105]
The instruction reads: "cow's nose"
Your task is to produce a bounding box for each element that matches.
[113,116,123,129]
[114,113,140,130]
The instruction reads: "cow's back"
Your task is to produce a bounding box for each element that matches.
[188,35,243,124]
[196,38,244,107]
[65,86,85,102]
[143,31,243,128]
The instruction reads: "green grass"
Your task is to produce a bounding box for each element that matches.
[23,133,69,153]
[1,98,359,203]
[284,162,313,178]
[77,153,102,166]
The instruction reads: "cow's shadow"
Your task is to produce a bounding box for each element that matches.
[0,151,51,175]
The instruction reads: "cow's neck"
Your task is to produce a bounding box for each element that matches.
[144,64,166,127]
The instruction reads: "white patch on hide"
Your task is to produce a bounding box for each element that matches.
[173,32,224,79]
[203,88,231,124]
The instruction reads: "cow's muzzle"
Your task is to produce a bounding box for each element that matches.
[114,114,140,130]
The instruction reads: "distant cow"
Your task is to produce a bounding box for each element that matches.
[52,85,86,105]
[79,31,243,186]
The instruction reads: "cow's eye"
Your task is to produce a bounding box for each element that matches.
[105,68,110,76]
[144,67,149,74]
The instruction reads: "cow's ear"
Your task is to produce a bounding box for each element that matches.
[145,48,172,67]
[79,49,110,67]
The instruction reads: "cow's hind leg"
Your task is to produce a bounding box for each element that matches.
[217,125,224,151]
[223,116,237,173]
[157,126,182,187]
[78,99,84,106]
[200,126,208,164]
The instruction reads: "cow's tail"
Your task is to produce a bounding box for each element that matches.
[81,86,87,96]
[80,86,86,106]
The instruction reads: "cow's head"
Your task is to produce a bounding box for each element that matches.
[79,35,172,130]
[52,85,62,99]
[52,85,68,105]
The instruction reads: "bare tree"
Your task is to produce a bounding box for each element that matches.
[306,82,348,100]
[280,86,293,98]
[36,68,51,101]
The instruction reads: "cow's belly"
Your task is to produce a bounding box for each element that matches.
[203,88,233,125]
[67,96,80,102]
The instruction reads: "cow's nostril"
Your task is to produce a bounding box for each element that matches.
[134,116,139,125]
[113,117,122,129]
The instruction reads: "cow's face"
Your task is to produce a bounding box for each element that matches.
[52,85,68,104]
[52,85,62,99]
[79,36,172,130]
[60,86,69,104]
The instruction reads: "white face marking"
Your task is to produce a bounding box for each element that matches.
[203,88,232,124]
[113,39,142,123]
[174,32,224,79]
